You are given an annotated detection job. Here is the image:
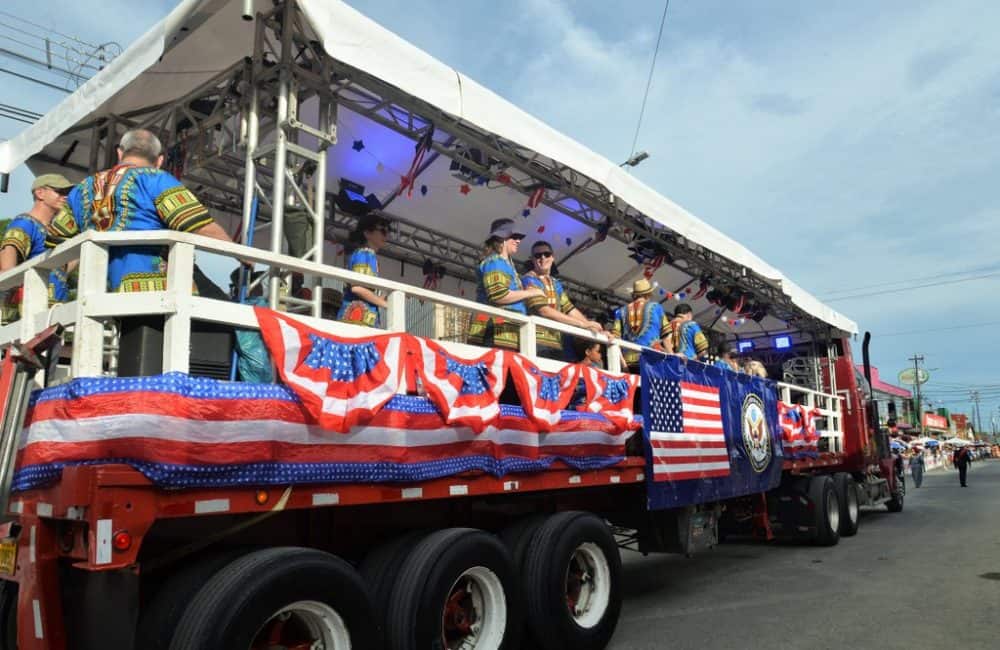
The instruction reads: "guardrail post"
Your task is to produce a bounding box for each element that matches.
[385,289,407,332]
[163,242,194,373]
[519,319,537,359]
[18,266,48,344]
[607,341,622,374]
[72,241,109,377]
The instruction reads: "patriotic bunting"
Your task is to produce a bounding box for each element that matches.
[412,338,507,433]
[582,366,640,431]
[778,401,820,458]
[506,353,581,431]
[255,307,406,433]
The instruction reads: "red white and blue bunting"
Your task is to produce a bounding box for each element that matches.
[412,338,508,433]
[582,366,641,431]
[507,354,581,432]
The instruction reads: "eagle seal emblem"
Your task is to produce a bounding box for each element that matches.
[741,394,772,473]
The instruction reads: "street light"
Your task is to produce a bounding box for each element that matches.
[620,151,650,168]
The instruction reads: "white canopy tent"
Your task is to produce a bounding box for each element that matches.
[0,0,856,344]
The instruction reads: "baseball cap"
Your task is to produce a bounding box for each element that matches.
[489,218,525,240]
[31,174,74,192]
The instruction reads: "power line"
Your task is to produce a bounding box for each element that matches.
[877,320,1000,338]
[823,271,1000,302]
[0,10,103,51]
[0,66,69,93]
[819,262,1000,297]
[627,0,670,159]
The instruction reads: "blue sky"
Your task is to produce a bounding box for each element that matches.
[2,0,998,428]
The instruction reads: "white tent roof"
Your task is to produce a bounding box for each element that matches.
[0,0,857,336]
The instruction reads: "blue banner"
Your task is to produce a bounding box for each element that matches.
[640,352,783,510]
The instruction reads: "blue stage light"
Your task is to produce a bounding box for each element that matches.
[773,335,792,350]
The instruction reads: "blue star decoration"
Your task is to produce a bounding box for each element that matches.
[445,356,491,396]
[420,184,428,196]
[601,376,630,404]
[522,209,531,218]
[352,139,365,152]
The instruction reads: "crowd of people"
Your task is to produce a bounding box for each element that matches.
[1,127,771,378]
[901,442,997,488]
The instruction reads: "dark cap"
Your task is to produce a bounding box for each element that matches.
[489,218,525,240]
[356,214,391,233]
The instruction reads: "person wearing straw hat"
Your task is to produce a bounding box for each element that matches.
[609,278,672,370]
[467,218,545,350]
[0,173,77,321]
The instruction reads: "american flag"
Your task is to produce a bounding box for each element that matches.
[647,376,730,480]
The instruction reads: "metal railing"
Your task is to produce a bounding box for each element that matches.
[0,230,645,378]
[777,381,845,453]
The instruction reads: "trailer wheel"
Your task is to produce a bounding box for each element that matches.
[0,581,16,650]
[886,473,905,512]
[168,547,377,650]
[809,476,841,547]
[136,549,247,650]
[832,473,860,537]
[500,514,545,570]
[386,528,523,650]
[359,530,427,642]
[522,512,622,650]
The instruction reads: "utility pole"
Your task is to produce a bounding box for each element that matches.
[970,390,982,439]
[908,354,924,436]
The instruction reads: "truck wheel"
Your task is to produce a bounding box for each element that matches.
[500,514,545,570]
[136,549,247,650]
[386,528,523,650]
[168,547,377,650]
[886,473,905,512]
[0,581,15,650]
[809,476,840,547]
[832,473,860,537]
[522,512,622,650]
[359,530,427,642]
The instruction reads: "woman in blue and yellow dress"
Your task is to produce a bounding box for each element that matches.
[467,218,545,350]
[610,278,673,370]
[337,214,391,327]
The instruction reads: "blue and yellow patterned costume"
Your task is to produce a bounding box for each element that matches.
[522,272,575,354]
[337,247,381,327]
[675,319,709,360]
[611,298,670,367]
[468,253,527,350]
[52,163,213,292]
[1,214,71,321]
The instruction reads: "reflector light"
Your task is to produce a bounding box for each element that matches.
[112,530,132,552]
[255,490,269,505]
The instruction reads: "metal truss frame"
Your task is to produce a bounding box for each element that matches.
[47,0,834,333]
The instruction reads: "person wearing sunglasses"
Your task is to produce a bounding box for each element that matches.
[0,174,77,322]
[337,213,391,327]
[468,218,545,350]
[522,240,605,360]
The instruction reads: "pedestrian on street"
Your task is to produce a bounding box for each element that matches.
[953,445,972,487]
[910,448,925,488]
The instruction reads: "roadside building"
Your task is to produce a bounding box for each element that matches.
[857,365,915,430]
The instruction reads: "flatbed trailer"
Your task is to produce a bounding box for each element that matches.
[0,2,902,648]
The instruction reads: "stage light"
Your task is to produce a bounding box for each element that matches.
[336,178,376,216]
[773,335,792,350]
[738,340,754,353]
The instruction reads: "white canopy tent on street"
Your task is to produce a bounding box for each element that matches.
[0,0,857,342]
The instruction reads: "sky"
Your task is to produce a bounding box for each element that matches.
[1,0,999,429]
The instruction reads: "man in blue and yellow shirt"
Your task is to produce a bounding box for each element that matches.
[673,303,709,361]
[49,129,238,292]
[0,173,76,320]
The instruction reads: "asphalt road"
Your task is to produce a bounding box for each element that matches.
[607,459,1000,650]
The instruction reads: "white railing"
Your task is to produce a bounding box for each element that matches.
[0,231,646,378]
[777,381,845,453]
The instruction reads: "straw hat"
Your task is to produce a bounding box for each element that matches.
[632,278,654,297]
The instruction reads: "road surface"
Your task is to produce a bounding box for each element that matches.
[608,459,999,650]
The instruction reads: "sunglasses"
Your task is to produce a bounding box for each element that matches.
[52,187,73,196]
[532,251,553,260]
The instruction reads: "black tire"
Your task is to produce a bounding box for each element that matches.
[499,514,546,570]
[386,528,523,650]
[522,512,623,650]
[168,547,378,650]
[136,549,247,650]
[0,581,16,650]
[359,530,427,643]
[809,476,840,547]
[887,472,905,512]
[832,473,860,537]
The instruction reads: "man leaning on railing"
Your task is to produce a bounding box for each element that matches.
[47,128,240,293]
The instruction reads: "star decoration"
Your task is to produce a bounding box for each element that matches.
[522,209,531,218]
[536,225,545,233]
[352,139,365,152]
[420,184,428,196]
[459,184,471,195]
